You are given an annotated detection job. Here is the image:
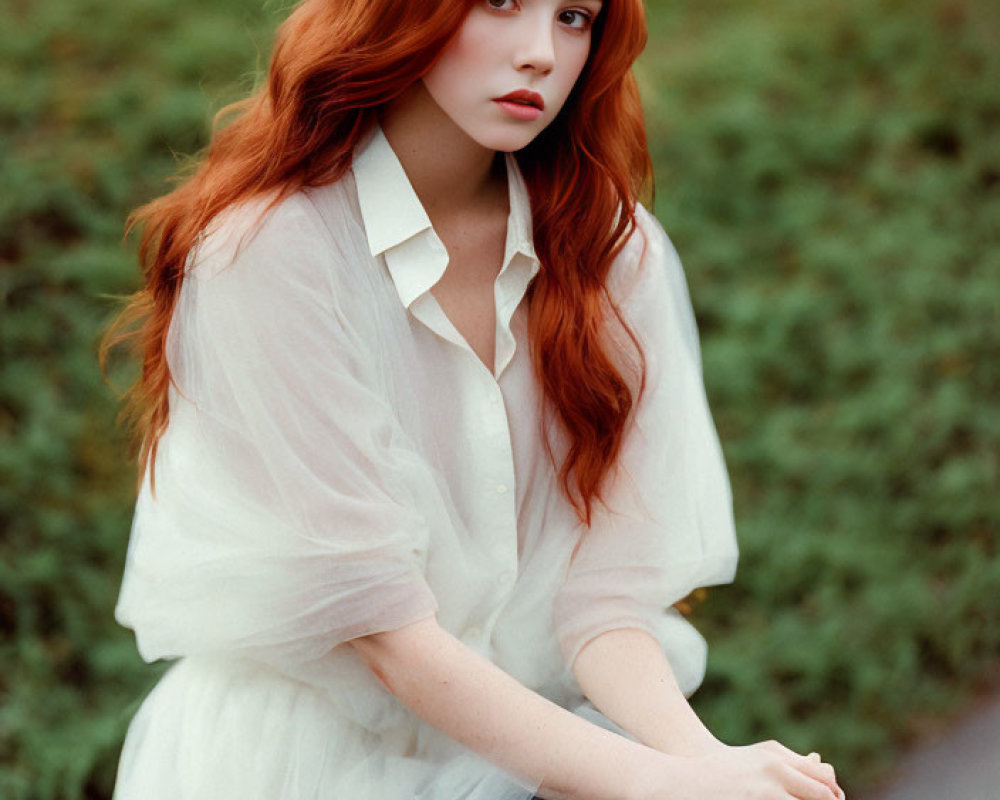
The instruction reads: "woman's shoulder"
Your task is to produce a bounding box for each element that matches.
[608,203,704,361]
[606,202,684,305]
[187,176,361,283]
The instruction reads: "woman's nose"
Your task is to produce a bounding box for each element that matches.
[513,16,555,75]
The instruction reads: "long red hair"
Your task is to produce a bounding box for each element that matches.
[102,0,653,526]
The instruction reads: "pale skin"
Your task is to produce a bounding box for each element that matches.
[381,79,509,373]
[351,2,847,798]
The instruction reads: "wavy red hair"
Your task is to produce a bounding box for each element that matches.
[102,0,653,526]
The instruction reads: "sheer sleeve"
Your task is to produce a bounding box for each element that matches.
[552,204,739,695]
[114,193,441,674]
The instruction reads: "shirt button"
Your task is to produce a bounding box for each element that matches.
[495,484,508,494]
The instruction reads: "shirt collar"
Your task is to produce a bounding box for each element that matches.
[503,148,539,272]
[352,123,433,258]
[352,123,539,307]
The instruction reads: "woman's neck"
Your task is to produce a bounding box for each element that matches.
[379,81,507,222]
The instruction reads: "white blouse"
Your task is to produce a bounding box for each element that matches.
[112,124,739,800]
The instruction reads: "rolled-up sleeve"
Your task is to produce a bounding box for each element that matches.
[552,204,738,694]
[114,195,441,674]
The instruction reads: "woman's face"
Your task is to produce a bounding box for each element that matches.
[422,0,604,153]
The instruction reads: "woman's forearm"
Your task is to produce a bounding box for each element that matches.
[348,616,676,800]
[572,627,724,757]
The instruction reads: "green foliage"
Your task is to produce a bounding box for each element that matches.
[2,2,280,797]
[637,0,1000,786]
[1,0,997,796]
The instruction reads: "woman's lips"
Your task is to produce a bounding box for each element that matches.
[493,89,545,121]
[494,100,543,121]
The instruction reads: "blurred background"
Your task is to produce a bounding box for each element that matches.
[1,0,997,797]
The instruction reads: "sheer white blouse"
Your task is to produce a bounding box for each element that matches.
[112,124,739,800]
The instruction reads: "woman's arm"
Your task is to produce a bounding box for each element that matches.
[349,617,670,800]
[572,627,845,799]
[351,617,844,800]
[572,627,723,757]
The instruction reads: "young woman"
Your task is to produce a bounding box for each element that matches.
[105,1,846,799]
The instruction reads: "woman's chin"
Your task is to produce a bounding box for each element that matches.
[468,126,544,154]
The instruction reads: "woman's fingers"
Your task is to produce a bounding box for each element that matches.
[770,743,844,799]
[797,754,837,782]
[779,762,838,800]
[803,754,841,795]
[801,754,843,799]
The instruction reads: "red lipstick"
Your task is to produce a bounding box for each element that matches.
[493,89,545,121]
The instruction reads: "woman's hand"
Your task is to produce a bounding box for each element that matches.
[634,740,845,800]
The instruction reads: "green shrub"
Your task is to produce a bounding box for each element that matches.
[639,0,1000,784]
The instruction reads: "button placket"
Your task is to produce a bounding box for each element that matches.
[465,369,520,609]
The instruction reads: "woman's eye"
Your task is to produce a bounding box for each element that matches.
[558,9,594,30]
[487,0,517,9]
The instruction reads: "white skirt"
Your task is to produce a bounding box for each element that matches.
[112,655,633,800]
